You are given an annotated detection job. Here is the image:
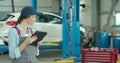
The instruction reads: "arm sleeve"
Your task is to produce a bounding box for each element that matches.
[8,28,21,59]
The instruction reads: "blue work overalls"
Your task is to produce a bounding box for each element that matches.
[12,28,38,63]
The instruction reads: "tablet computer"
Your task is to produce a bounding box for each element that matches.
[30,31,47,46]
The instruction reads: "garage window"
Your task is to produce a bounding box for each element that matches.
[46,15,62,24]
[0,14,14,21]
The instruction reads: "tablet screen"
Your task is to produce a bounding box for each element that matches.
[30,31,47,46]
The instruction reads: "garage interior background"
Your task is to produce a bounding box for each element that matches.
[0,0,120,63]
[0,0,120,31]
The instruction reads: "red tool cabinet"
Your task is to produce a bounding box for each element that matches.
[81,48,118,63]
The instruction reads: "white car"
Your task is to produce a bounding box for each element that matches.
[0,12,86,45]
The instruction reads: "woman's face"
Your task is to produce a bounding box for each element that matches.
[26,15,36,25]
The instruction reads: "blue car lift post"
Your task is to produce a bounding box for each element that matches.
[72,0,81,62]
[62,0,70,59]
[62,0,81,62]
[31,0,37,10]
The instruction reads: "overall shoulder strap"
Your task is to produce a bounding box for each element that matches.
[29,28,34,35]
[13,27,33,36]
[13,27,21,35]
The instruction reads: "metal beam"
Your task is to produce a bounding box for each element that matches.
[91,0,101,31]
[31,0,37,10]
[91,0,97,31]
[72,0,81,62]
[62,0,70,59]
[106,0,119,25]
[96,0,101,31]
[11,0,15,12]
[101,11,120,15]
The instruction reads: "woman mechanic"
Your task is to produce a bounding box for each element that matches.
[8,6,42,63]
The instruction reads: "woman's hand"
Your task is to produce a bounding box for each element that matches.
[19,36,37,52]
[24,36,37,45]
[37,41,42,46]
[35,41,42,49]
[35,41,42,56]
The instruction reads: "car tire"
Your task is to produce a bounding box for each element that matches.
[3,41,8,46]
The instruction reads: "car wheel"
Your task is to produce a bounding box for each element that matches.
[3,41,8,46]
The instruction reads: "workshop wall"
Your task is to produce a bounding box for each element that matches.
[80,0,92,26]
[0,0,60,14]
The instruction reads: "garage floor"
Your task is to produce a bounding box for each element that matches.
[0,38,120,63]
[0,49,120,63]
[0,49,64,63]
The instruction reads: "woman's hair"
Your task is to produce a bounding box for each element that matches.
[15,15,31,26]
[15,17,22,26]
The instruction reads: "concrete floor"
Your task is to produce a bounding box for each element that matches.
[0,39,119,63]
[0,49,120,63]
[0,49,64,63]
